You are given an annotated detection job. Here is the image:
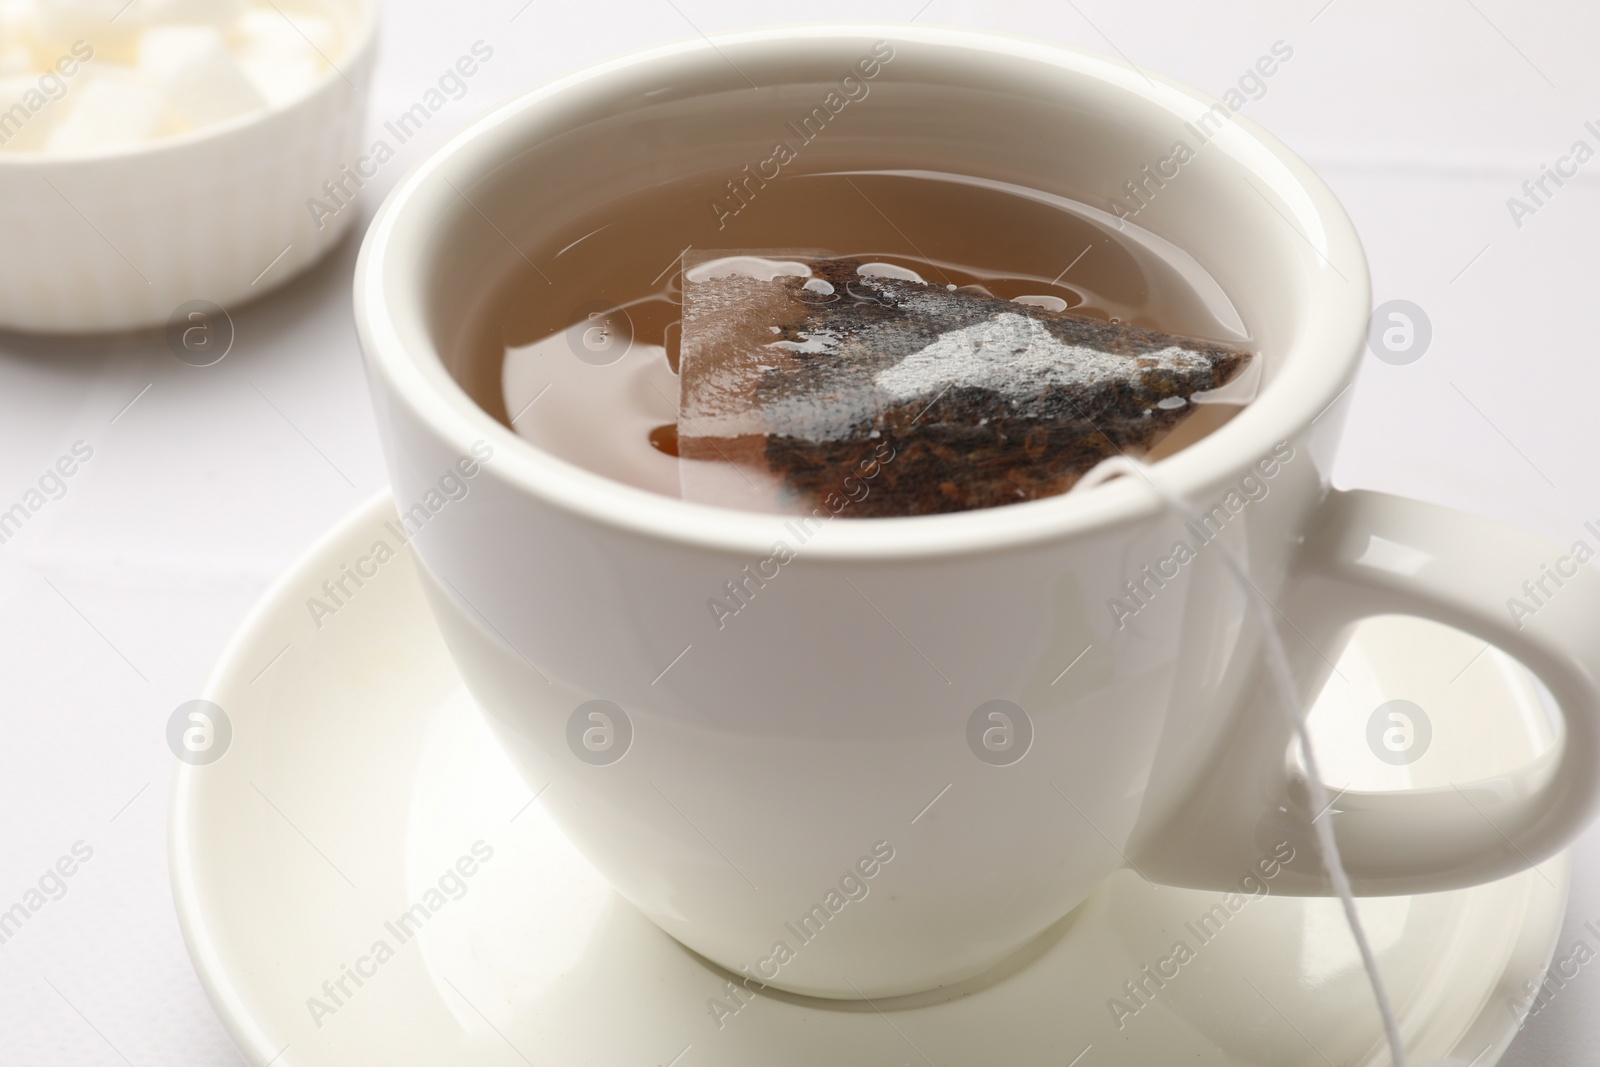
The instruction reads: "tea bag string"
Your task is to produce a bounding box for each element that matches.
[1080,456,1410,1067]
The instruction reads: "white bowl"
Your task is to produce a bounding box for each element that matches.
[0,0,378,334]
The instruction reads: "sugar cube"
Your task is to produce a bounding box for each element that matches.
[233,6,332,106]
[45,66,169,152]
[0,73,55,149]
[139,25,264,128]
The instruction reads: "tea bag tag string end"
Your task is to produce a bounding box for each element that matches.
[1081,455,1412,1067]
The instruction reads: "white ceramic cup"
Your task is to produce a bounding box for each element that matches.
[355,27,1600,1000]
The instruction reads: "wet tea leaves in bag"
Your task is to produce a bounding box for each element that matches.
[678,253,1251,517]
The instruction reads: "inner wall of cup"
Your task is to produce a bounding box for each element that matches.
[417,35,1315,436]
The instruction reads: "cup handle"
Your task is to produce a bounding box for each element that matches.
[1128,488,1600,895]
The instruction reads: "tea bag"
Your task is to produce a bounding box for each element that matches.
[678,252,1252,517]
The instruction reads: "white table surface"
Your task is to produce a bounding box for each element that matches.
[2,1,1597,1063]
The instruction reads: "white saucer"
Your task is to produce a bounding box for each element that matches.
[172,492,1568,1067]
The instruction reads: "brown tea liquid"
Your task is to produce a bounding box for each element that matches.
[450,169,1255,506]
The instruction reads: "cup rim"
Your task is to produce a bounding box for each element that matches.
[355,24,1371,561]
